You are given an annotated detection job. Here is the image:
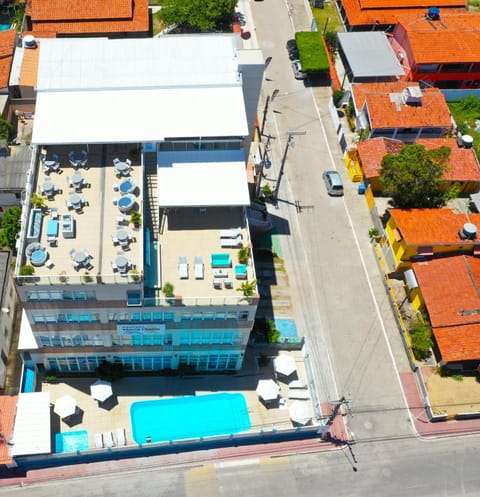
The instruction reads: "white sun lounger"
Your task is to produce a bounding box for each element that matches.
[104,431,114,448]
[194,256,204,279]
[220,235,243,248]
[116,427,126,446]
[220,227,242,239]
[94,433,103,449]
[288,380,308,389]
[288,389,311,400]
[178,256,188,279]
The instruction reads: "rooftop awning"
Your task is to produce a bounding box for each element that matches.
[337,32,405,79]
[18,309,39,350]
[11,392,51,457]
[157,161,250,207]
[32,86,249,145]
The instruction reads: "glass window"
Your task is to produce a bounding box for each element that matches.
[215,312,226,320]
[127,290,142,306]
[40,336,51,347]
[181,313,192,321]
[131,335,142,346]
[164,334,172,345]
[153,312,163,320]
[227,357,238,369]
[164,313,174,321]
[203,313,214,320]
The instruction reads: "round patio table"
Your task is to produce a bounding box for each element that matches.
[119,178,136,195]
[118,195,135,213]
[69,193,82,208]
[116,230,128,243]
[73,251,88,265]
[71,172,84,187]
[115,255,128,271]
[42,182,55,195]
[31,249,48,266]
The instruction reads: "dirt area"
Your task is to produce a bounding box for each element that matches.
[424,367,480,415]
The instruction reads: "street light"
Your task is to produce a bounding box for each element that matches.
[260,89,279,137]
[273,131,306,203]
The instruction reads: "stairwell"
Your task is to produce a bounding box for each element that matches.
[144,152,159,240]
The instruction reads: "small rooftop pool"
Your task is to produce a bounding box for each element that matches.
[55,430,89,454]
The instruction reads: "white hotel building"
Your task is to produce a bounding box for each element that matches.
[14,34,264,374]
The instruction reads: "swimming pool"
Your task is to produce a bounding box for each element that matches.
[55,430,89,453]
[130,393,251,444]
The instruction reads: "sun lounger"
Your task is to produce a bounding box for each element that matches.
[288,380,308,389]
[116,428,126,446]
[220,227,242,239]
[104,431,114,448]
[220,235,243,248]
[288,389,311,400]
[94,433,103,449]
[178,256,188,279]
[194,256,204,279]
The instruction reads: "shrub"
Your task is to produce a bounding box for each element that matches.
[409,313,433,360]
[368,228,379,239]
[19,264,35,276]
[0,206,21,250]
[236,280,257,297]
[162,282,175,298]
[95,360,126,381]
[266,318,281,344]
[333,90,344,108]
[238,246,249,264]
[262,184,273,199]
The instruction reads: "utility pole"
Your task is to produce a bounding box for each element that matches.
[260,89,279,136]
[273,131,306,203]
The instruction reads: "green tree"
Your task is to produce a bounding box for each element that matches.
[0,118,12,140]
[157,0,237,32]
[379,144,456,209]
[0,206,21,251]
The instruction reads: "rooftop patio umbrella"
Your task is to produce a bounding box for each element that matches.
[90,380,113,402]
[289,400,312,425]
[274,355,297,377]
[54,395,77,418]
[256,379,280,402]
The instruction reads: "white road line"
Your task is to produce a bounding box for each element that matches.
[309,87,417,434]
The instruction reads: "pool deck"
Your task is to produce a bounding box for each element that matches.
[41,348,317,451]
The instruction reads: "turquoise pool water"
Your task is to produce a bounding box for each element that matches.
[55,430,89,453]
[0,25,10,31]
[130,393,251,444]
[21,367,35,393]
[275,319,298,338]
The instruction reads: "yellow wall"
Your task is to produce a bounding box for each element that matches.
[344,149,363,182]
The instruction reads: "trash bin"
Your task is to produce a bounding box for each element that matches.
[357,184,366,195]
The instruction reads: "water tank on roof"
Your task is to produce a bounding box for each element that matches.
[462,135,474,149]
[427,7,440,20]
[463,223,478,240]
[23,35,37,49]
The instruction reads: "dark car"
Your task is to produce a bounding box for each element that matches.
[286,39,299,60]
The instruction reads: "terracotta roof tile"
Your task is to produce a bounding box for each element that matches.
[399,13,480,64]
[389,208,480,245]
[19,40,40,87]
[0,29,17,88]
[27,0,148,35]
[352,82,452,129]
[340,0,465,26]
[0,395,18,465]
[413,255,480,361]
[357,137,480,181]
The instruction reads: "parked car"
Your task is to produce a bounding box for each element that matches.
[291,60,307,80]
[322,170,344,196]
[286,39,299,60]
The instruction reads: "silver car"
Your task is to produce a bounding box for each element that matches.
[322,170,344,196]
[291,60,307,80]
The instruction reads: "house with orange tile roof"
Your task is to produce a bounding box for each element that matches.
[337,0,465,31]
[25,0,150,38]
[354,137,480,193]
[411,255,480,366]
[0,395,17,466]
[383,208,480,273]
[351,82,453,142]
[392,12,480,89]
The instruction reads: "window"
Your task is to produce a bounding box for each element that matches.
[127,290,142,307]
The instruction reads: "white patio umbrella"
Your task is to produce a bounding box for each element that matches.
[90,380,113,402]
[256,379,280,402]
[54,395,77,418]
[289,400,312,425]
[274,355,297,377]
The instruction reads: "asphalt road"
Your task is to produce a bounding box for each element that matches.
[249,0,414,443]
[3,436,480,497]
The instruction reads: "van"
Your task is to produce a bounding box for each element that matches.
[322,170,344,196]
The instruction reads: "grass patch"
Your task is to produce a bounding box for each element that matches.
[296,31,329,73]
[312,3,344,33]
[448,97,480,159]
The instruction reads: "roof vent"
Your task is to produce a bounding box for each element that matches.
[462,222,478,240]
[401,86,423,106]
[426,7,440,20]
[462,135,474,149]
[23,35,37,49]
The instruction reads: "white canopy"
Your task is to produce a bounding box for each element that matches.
[274,355,297,377]
[157,161,250,207]
[11,392,51,456]
[54,395,77,418]
[289,400,312,425]
[256,379,280,402]
[32,86,248,145]
[90,380,113,402]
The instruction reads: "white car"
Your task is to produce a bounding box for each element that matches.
[291,60,307,80]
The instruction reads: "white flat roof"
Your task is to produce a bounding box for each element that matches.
[11,392,51,457]
[32,86,248,144]
[158,162,250,207]
[37,35,240,90]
